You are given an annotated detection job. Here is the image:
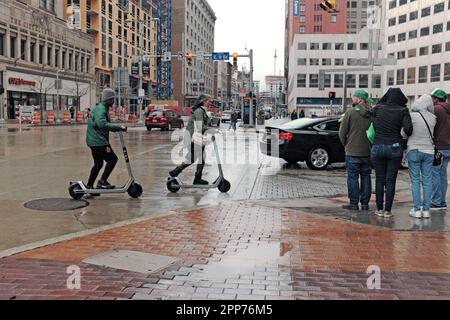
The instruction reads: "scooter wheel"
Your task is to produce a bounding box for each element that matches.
[69,183,84,200]
[167,179,181,193]
[128,183,143,198]
[218,179,231,193]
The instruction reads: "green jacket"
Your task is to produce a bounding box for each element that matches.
[86,103,123,147]
[186,105,208,137]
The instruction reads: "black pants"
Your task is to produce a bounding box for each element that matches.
[176,142,206,176]
[87,145,118,186]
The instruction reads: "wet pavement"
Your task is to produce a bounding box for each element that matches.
[1,120,450,300]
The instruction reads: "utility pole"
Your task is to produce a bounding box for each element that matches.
[249,49,254,126]
[138,0,144,124]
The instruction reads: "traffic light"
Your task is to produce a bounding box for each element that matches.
[232,52,238,66]
[320,0,338,13]
[187,52,193,66]
[329,91,336,99]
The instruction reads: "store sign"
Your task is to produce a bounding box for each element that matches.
[8,78,36,87]
[294,0,299,16]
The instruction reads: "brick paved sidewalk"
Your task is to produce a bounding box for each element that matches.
[1,202,450,300]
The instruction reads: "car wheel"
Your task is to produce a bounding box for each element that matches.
[306,147,330,170]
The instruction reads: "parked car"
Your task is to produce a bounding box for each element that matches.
[260,117,345,170]
[145,109,184,131]
[206,111,220,127]
[221,111,232,123]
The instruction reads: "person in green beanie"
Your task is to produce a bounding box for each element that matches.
[339,89,373,211]
[430,88,450,210]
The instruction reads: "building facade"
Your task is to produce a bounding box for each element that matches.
[172,0,216,108]
[265,75,287,106]
[0,0,95,120]
[63,0,158,111]
[288,32,384,115]
[384,0,450,103]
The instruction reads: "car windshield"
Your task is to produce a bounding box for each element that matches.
[280,118,323,130]
[150,111,164,116]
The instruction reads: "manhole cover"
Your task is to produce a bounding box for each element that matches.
[24,198,89,211]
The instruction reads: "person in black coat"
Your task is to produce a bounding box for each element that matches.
[291,110,298,120]
[371,88,413,218]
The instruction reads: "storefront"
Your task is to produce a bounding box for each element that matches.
[5,69,92,119]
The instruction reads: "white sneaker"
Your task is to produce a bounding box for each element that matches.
[409,208,422,219]
[384,211,393,219]
[422,210,430,219]
[375,210,384,217]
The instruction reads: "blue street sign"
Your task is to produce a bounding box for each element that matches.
[212,52,230,61]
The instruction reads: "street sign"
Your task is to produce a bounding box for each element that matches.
[163,51,171,62]
[177,52,185,61]
[138,89,145,98]
[212,52,230,61]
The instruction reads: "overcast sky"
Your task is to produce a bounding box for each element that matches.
[207,0,286,89]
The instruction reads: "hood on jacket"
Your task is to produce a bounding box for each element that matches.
[411,94,434,113]
[354,104,372,118]
[379,88,408,107]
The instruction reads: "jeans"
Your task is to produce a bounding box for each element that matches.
[87,145,118,186]
[371,144,403,212]
[229,121,237,131]
[345,156,372,206]
[431,149,450,207]
[407,150,433,211]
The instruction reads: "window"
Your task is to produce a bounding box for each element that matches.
[316,120,340,132]
[388,18,396,27]
[397,51,406,60]
[372,74,381,89]
[419,66,428,83]
[0,33,4,56]
[322,43,332,50]
[409,30,417,39]
[433,24,443,34]
[322,59,332,66]
[397,69,405,85]
[297,58,307,65]
[446,42,450,52]
[444,63,450,81]
[407,67,416,84]
[346,74,356,88]
[388,35,396,44]
[432,44,442,54]
[398,33,406,42]
[434,2,445,14]
[431,64,441,82]
[297,74,306,88]
[399,14,407,24]
[335,43,344,50]
[309,74,319,88]
[30,42,35,62]
[310,58,319,65]
[360,43,369,50]
[310,43,319,50]
[347,43,356,50]
[20,39,26,60]
[421,7,431,17]
[297,42,307,50]
[359,75,369,88]
[389,0,397,10]
[410,11,418,21]
[10,36,16,58]
[419,46,429,56]
[421,27,430,37]
[334,74,343,88]
[335,59,344,66]
[387,70,395,86]
[408,48,416,58]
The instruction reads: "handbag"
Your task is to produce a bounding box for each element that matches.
[418,112,442,166]
[366,122,375,144]
[192,120,207,146]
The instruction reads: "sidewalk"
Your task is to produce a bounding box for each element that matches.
[1,202,450,300]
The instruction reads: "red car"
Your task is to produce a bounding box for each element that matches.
[145,109,184,131]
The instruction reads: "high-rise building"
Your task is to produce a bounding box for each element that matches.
[172,0,216,108]
[63,0,158,109]
[384,0,450,104]
[0,0,95,120]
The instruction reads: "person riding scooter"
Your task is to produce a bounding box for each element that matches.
[86,88,126,191]
[169,95,212,185]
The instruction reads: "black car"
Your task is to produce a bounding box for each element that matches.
[260,117,345,170]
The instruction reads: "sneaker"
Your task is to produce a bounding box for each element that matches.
[97,180,115,189]
[409,208,422,219]
[384,211,393,219]
[430,204,447,211]
[375,210,384,217]
[422,210,430,219]
[193,178,209,185]
[342,204,359,211]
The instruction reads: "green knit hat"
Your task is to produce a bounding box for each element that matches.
[430,88,447,101]
[353,89,374,105]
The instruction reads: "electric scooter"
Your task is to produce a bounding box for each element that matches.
[166,133,231,193]
[69,131,143,199]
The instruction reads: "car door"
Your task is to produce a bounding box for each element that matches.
[314,119,345,162]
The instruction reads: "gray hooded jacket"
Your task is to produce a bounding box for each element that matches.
[404,94,436,154]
